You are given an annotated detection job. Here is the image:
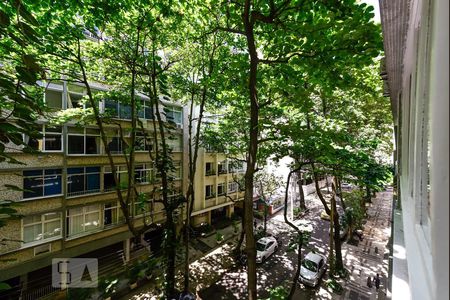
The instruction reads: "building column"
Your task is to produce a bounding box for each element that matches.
[123,238,131,263]
[227,205,234,218]
[207,211,211,225]
[20,273,28,291]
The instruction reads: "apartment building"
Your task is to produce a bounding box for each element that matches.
[379,0,448,299]
[189,150,245,226]
[0,79,243,298]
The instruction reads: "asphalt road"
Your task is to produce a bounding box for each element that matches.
[199,192,336,299]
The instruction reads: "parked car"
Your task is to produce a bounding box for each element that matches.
[299,252,327,287]
[256,236,278,263]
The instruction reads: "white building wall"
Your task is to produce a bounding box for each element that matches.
[395,0,449,299]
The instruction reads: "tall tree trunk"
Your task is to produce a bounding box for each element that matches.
[242,1,259,298]
[331,178,344,273]
[283,167,303,299]
[263,203,267,235]
[298,178,306,211]
[329,190,335,275]
[311,163,330,214]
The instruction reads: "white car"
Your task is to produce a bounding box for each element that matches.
[299,252,327,287]
[256,236,278,263]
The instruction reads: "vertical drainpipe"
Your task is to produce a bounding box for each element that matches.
[61,80,68,252]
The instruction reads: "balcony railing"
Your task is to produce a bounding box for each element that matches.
[205,170,216,176]
[218,169,228,175]
[205,193,216,200]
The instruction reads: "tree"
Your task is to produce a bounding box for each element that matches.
[203,1,383,296]
[254,170,283,235]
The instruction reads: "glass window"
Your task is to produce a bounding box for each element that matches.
[170,161,182,180]
[217,183,226,196]
[23,169,62,199]
[104,166,128,191]
[218,161,227,174]
[104,202,124,226]
[205,185,214,199]
[24,125,62,152]
[67,167,101,197]
[167,134,182,152]
[23,212,62,244]
[165,106,182,124]
[119,103,132,120]
[68,93,84,109]
[67,127,101,155]
[138,100,154,119]
[135,164,152,184]
[45,90,63,109]
[67,205,100,237]
[135,131,153,152]
[228,182,237,193]
[104,99,119,118]
[205,162,215,176]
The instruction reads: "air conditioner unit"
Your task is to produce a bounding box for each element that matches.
[34,243,51,256]
[176,124,182,129]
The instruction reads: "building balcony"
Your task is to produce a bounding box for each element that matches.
[205,170,216,176]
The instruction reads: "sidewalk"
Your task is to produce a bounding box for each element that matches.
[121,223,241,300]
[340,188,393,300]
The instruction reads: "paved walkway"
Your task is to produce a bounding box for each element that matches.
[340,188,392,300]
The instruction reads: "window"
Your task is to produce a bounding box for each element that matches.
[229,161,244,173]
[104,99,132,119]
[135,131,153,152]
[43,126,63,151]
[104,166,129,191]
[170,161,182,180]
[167,134,182,152]
[24,125,62,152]
[67,167,100,197]
[23,169,62,199]
[104,99,119,118]
[138,100,154,119]
[45,90,63,109]
[218,161,227,174]
[228,182,237,193]
[205,185,215,199]
[23,212,62,244]
[205,162,215,176]
[104,202,124,226]
[105,129,126,154]
[217,183,226,196]
[135,164,153,184]
[165,106,182,124]
[66,205,101,237]
[67,127,101,155]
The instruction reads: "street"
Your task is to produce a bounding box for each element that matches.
[199,192,336,299]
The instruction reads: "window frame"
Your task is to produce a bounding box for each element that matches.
[22,169,63,200]
[66,166,101,198]
[67,127,101,155]
[21,212,62,246]
[66,204,101,238]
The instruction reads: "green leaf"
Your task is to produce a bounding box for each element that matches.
[22,54,40,72]
[17,21,39,43]
[16,66,37,84]
[18,5,39,27]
